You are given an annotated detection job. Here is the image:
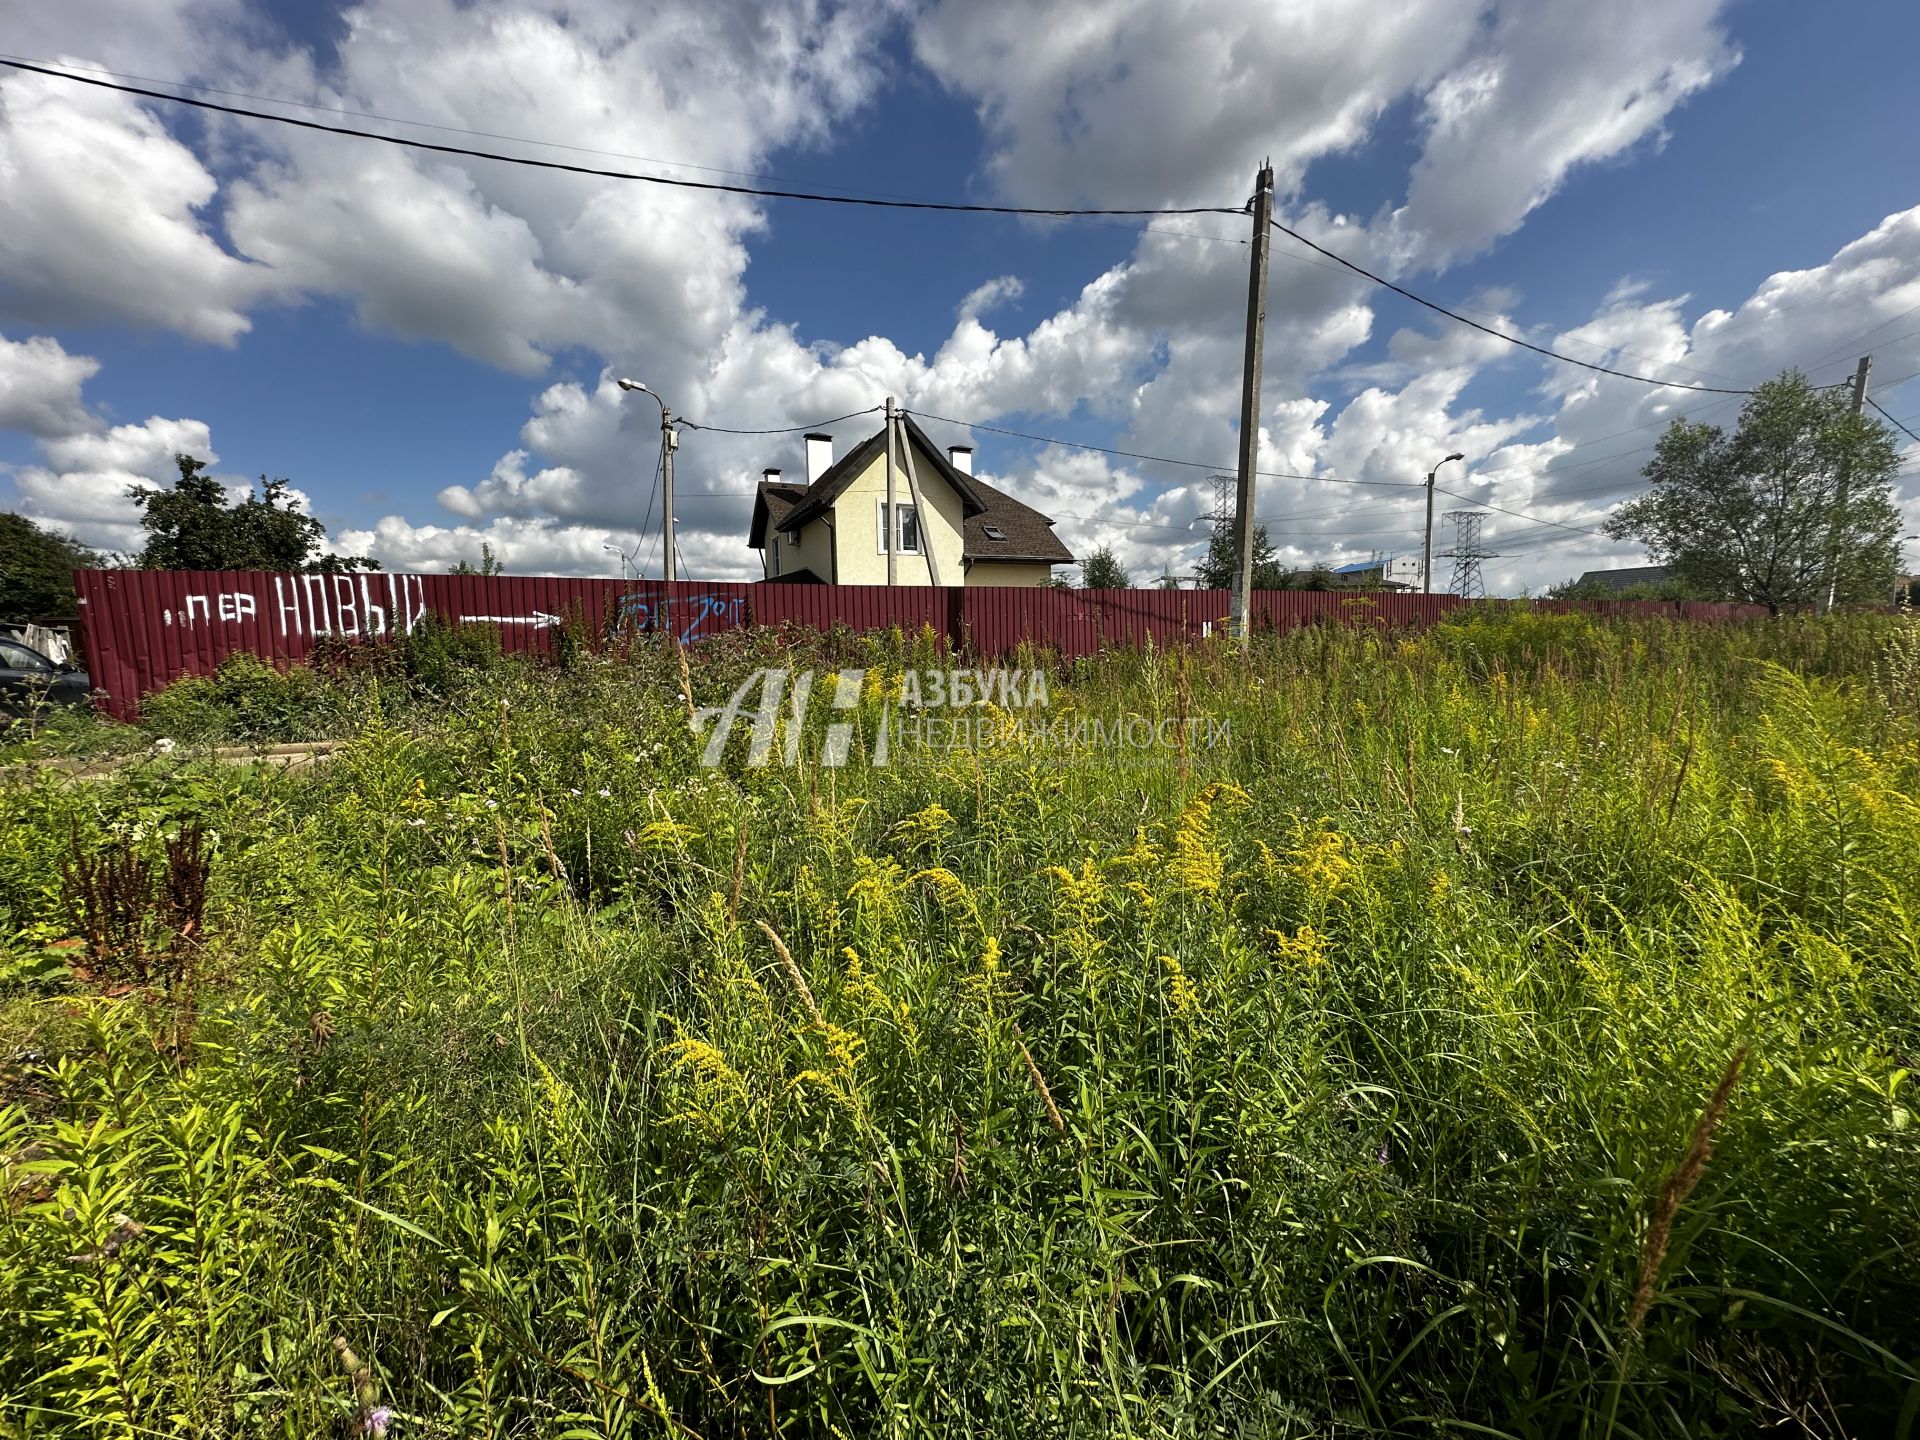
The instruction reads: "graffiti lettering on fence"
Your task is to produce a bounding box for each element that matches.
[269,573,428,639]
[164,591,261,627]
[458,610,562,629]
[614,591,746,643]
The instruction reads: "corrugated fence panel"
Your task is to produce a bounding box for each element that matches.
[959,588,1095,658]
[71,569,1791,719]
[750,584,953,642]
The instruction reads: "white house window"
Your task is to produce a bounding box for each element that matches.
[876,500,920,554]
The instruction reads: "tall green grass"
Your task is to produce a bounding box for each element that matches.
[2,609,1917,1437]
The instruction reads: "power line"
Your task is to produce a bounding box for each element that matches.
[1265,216,1753,394]
[0,53,1253,251]
[904,407,1420,489]
[0,58,1243,221]
[0,51,850,190]
[1433,487,1608,537]
[680,405,882,435]
[1867,395,1920,447]
[1871,367,1920,393]
[1795,305,1920,377]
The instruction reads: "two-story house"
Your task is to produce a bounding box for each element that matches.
[748,415,1073,586]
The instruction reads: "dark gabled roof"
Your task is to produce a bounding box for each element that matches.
[1575,565,1670,591]
[748,480,811,549]
[755,565,828,585]
[778,414,987,533]
[961,473,1074,565]
[745,415,1072,568]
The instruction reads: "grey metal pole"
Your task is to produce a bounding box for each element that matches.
[1423,453,1463,592]
[661,405,677,587]
[1229,162,1274,641]
[1423,472,1436,593]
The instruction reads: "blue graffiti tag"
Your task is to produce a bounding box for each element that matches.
[613,590,746,643]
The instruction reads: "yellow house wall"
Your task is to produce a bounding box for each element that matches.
[776,514,835,581]
[965,562,1054,587]
[829,445,967,586]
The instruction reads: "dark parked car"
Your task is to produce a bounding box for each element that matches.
[0,636,93,715]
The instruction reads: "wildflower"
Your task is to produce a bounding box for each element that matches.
[961,935,1015,1020]
[1288,826,1356,896]
[484,799,498,810]
[912,866,974,909]
[1168,788,1242,895]
[1042,860,1104,908]
[1158,954,1197,1016]
[1268,925,1329,968]
[597,787,611,798]
[893,803,957,848]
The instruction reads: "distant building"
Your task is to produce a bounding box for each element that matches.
[1574,565,1672,593]
[748,416,1073,586]
[1330,555,1422,590]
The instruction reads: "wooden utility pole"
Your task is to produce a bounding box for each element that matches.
[1229,161,1275,641]
[884,395,898,586]
[897,416,942,585]
[1822,355,1871,613]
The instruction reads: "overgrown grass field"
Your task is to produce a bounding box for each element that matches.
[3,609,1918,1437]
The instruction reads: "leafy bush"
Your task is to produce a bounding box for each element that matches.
[138,653,344,745]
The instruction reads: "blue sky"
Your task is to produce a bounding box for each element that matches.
[2,0,1917,589]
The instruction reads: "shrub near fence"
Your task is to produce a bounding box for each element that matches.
[71,569,1771,718]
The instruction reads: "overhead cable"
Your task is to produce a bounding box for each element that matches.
[1265,216,1753,394]
[903,408,1421,489]
[0,59,1241,220]
[680,405,882,435]
[1867,395,1920,446]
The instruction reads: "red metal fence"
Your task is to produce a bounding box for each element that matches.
[70,568,1771,720]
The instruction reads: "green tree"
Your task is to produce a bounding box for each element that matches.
[450,543,504,576]
[1603,372,1900,612]
[131,455,377,573]
[0,511,103,619]
[1079,544,1132,589]
[1194,519,1284,591]
[1274,565,1348,592]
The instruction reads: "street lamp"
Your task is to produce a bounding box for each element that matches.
[615,378,677,585]
[602,542,635,582]
[1423,452,1464,593]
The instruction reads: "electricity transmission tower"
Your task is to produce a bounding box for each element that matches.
[1438,510,1496,599]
